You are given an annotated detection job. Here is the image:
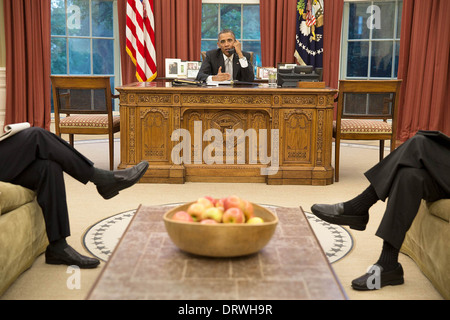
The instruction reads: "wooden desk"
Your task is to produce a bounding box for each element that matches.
[117,81,337,185]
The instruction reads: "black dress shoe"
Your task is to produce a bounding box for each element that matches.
[351,263,404,290]
[97,161,149,199]
[45,245,100,269]
[311,203,369,231]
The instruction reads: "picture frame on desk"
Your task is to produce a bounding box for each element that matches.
[187,61,201,79]
[165,58,181,78]
[257,67,277,80]
[178,61,187,77]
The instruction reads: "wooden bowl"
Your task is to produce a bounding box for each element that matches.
[163,203,278,258]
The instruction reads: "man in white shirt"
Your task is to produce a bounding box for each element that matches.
[196,29,254,83]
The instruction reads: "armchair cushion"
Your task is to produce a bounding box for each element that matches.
[333,119,392,134]
[60,115,120,129]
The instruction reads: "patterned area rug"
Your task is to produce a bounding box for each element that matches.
[83,204,353,264]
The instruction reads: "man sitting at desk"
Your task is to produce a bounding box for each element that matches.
[196,29,254,83]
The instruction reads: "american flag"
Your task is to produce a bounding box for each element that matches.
[306,0,316,27]
[306,11,316,27]
[126,0,157,82]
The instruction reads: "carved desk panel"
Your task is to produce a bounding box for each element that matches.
[117,81,337,185]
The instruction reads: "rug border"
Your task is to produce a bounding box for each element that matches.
[82,203,354,264]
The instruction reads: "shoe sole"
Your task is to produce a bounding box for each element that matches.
[350,225,366,231]
[352,278,404,291]
[45,257,100,269]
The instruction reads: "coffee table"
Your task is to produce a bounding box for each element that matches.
[87,205,347,300]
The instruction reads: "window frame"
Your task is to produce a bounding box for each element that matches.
[340,0,402,80]
[201,0,261,67]
[50,0,121,109]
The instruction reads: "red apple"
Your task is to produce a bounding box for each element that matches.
[187,202,206,222]
[222,207,245,224]
[200,219,218,224]
[246,216,264,224]
[201,207,224,223]
[172,211,194,223]
[204,196,217,205]
[241,200,254,221]
[223,195,242,211]
[197,197,214,210]
[215,198,225,210]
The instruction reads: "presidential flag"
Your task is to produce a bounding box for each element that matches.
[294,0,324,67]
[126,0,157,82]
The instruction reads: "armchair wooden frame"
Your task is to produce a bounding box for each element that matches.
[334,80,402,182]
[50,76,120,170]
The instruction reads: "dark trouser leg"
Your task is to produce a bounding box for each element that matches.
[375,167,447,250]
[365,134,450,200]
[0,127,94,183]
[11,159,70,242]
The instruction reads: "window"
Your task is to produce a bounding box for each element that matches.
[50,0,119,109]
[201,0,261,70]
[341,0,402,79]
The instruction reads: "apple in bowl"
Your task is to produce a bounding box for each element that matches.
[186,202,207,222]
[247,216,264,224]
[201,207,224,223]
[171,210,194,222]
[222,207,245,223]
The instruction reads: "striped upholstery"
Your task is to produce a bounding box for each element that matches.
[333,119,392,134]
[60,115,120,129]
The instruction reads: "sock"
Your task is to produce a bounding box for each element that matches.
[49,238,68,250]
[90,167,115,186]
[376,241,400,272]
[343,185,379,216]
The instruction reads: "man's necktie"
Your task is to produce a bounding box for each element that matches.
[226,57,233,79]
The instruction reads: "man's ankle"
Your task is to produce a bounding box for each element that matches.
[49,238,68,250]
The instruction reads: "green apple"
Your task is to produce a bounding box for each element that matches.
[246,217,264,224]
[201,207,224,223]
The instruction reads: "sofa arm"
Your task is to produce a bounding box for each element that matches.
[427,199,450,223]
[0,182,36,215]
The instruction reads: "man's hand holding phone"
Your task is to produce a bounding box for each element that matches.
[233,40,244,59]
